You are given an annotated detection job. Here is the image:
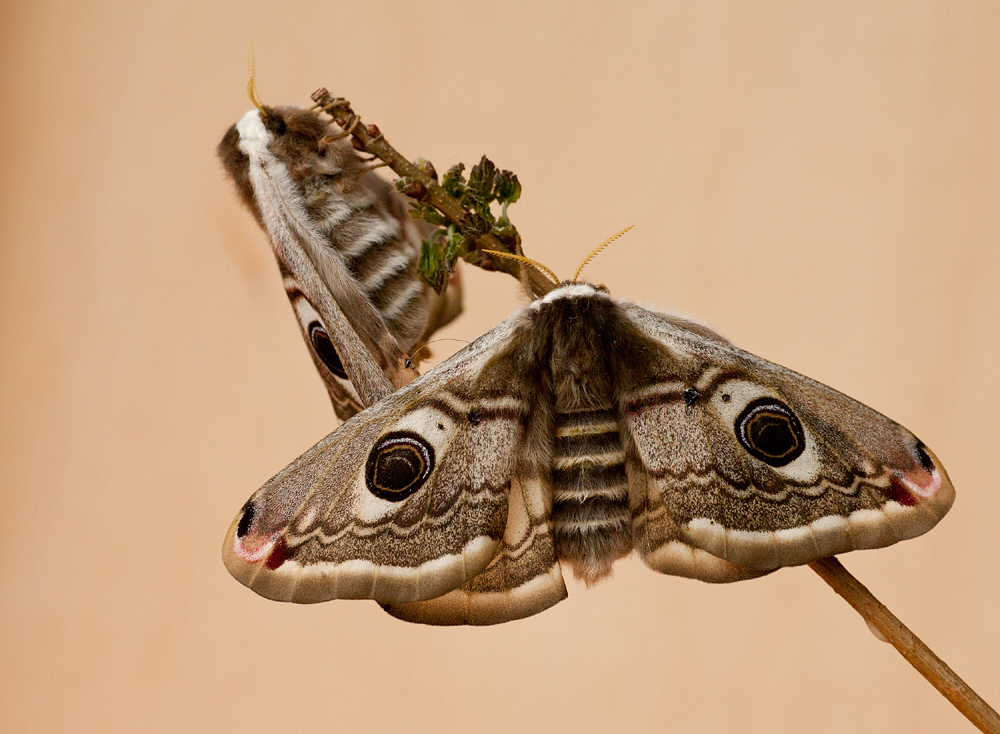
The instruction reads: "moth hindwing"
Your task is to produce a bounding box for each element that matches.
[219,105,463,419]
[224,282,954,625]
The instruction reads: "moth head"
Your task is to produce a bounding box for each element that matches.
[219,56,365,183]
[218,101,366,224]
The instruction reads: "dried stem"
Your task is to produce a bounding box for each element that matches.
[311,88,555,299]
[810,557,999,733]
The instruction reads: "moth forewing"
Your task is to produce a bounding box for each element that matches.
[224,308,538,607]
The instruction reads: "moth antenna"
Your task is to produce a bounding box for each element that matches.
[572,225,634,284]
[481,250,560,288]
[405,338,473,368]
[247,46,265,114]
[357,161,389,174]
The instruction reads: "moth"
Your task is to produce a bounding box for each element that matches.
[218,102,462,419]
[222,248,955,625]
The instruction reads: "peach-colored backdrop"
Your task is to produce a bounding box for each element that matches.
[2,2,998,732]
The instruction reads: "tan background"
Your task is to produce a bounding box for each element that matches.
[2,2,998,732]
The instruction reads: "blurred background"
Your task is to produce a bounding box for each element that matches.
[1,2,997,732]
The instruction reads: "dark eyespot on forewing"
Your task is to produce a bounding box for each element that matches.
[308,321,348,379]
[365,431,435,501]
[914,441,935,473]
[236,500,256,539]
[683,387,699,406]
[735,397,806,467]
[467,410,483,425]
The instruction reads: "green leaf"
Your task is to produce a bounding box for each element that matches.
[408,201,447,226]
[445,227,466,261]
[468,156,498,200]
[460,211,492,236]
[492,225,521,251]
[442,163,467,198]
[495,170,521,204]
[418,232,450,294]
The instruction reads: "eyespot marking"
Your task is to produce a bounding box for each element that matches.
[236,500,255,539]
[735,397,805,467]
[683,387,699,406]
[914,441,935,474]
[721,394,731,403]
[467,410,482,425]
[365,431,435,501]
[308,321,348,379]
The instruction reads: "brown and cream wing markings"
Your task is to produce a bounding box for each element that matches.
[223,283,954,625]
[387,403,567,625]
[617,301,954,572]
[223,311,536,606]
[218,106,462,419]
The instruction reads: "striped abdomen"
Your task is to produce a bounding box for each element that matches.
[552,407,633,583]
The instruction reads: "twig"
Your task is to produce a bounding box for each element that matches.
[810,557,1000,733]
[310,88,555,298]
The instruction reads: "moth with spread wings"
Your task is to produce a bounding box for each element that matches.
[223,277,954,625]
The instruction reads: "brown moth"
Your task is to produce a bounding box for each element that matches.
[223,265,955,625]
[218,104,463,419]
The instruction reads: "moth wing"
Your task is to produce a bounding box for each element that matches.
[282,266,366,420]
[385,450,567,625]
[617,302,955,575]
[629,465,773,583]
[223,309,536,606]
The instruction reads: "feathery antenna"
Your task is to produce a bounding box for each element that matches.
[572,225,634,284]
[247,47,265,113]
[482,250,560,289]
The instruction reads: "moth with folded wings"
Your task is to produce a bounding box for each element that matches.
[218,103,954,626]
